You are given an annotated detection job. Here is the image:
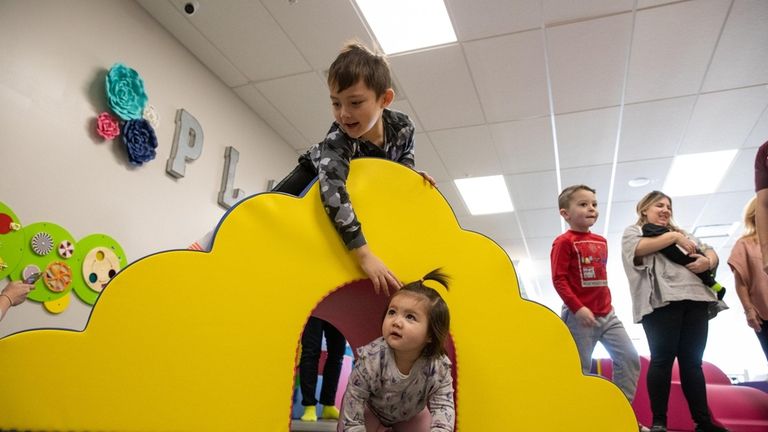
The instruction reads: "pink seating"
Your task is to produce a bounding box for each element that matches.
[593,357,768,432]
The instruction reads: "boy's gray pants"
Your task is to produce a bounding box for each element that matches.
[561,306,641,402]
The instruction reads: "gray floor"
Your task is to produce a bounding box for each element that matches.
[290,419,338,432]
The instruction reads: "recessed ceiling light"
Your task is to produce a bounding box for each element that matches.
[628,177,650,188]
[662,150,738,197]
[354,0,457,54]
[454,175,514,215]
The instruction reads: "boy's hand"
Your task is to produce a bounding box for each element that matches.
[352,245,402,296]
[674,232,697,255]
[418,171,436,187]
[574,306,597,327]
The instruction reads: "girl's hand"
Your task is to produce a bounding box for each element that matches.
[674,232,697,255]
[2,280,34,305]
[746,308,763,332]
[418,171,436,187]
[684,254,710,273]
[575,306,597,328]
[352,245,402,296]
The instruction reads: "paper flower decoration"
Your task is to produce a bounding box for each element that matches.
[142,104,159,129]
[105,63,147,120]
[96,112,120,140]
[95,63,158,166]
[122,119,157,166]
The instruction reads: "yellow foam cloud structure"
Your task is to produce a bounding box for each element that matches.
[0,159,636,431]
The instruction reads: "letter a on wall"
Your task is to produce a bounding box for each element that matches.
[166,109,204,178]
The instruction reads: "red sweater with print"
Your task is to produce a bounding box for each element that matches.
[550,230,612,316]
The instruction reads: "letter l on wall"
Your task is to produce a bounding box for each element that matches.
[218,147,247,209]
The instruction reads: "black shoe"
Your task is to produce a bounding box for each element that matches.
[650,426,667,432]
[717,286,726,300]
[695,423,729,432]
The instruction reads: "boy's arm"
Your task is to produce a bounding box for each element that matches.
[550,239,583,313]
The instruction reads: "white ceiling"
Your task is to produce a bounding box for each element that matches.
[138,0,768,307]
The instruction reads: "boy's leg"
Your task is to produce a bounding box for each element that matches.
[392,407,431,432]
[598,310,640,402]
[299,317,324,407]
[562,306,599,374]
[319,320,346,408]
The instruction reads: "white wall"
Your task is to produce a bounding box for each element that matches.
[0,0,300,336]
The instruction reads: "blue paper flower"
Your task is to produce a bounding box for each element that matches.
[105,63,148,121]
[122,119,157,166]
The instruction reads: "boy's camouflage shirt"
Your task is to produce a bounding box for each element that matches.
[299,109,415,250]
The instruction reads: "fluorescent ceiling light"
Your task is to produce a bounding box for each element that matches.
[355,0,457,54]
[692,223,739,238]
[662,150,737,197]
[454,175,514,215]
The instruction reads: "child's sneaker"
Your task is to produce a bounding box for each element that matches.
[300,406,317,422]
[649,426,667,432]
[639,424,651,432]
[321,405,340,420]
[694,423,729,432]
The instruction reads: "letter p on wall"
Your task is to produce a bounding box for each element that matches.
[166,109,204,178]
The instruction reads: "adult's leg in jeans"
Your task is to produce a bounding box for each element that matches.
[676,301,712,426]
[642,302,684,426]
[319,320,346,406]
[599,310,640,402]
[562,306,599,374]
[300,317,324,406]
[756,320,768,362]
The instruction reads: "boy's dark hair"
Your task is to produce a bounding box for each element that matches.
[388,268,451,359]
[558,184,596,210]
[327,42,392,97]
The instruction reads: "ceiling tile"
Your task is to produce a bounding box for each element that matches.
[555,107,620,168]
[389,45,485,131]
[679,86,768,154]
[612,158,673,202]
[490,117,556,174]
[669,195,711,231]
[464,30,550,122]
[507,171,559,211]
[618,96,696,162]
[718,147,760,193]
[458,212,522,241]
[233,84,309,150]
[696,190,755,228]
[260,0,374,71]
[255,72,330,143]
[389,100,424,132]
[180,0,310,82]
[429,125,503,178]
[637,0,679,8]
[625,0,730,103]
[560,164,613,233]
[446,0,541,41]
[435,180,470,218]
[138,0,248,87]
[702,0,768,92]
[546,13,632,113]
[526,236,556,261]
[606,200,640,233]
[498,240,529,261]
[413,133,451,183]
[744,105,768,149]
[543,0,634,24]
[518,207,562,238]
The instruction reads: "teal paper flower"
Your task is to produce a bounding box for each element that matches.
[105,63,148,120]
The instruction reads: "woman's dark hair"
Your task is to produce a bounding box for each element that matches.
[388,268,451,359]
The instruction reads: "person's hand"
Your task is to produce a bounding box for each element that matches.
[352,245,402,296]
[685,253,711,273]
[746,308,763,332]
[674,232,697,255]
[1,280,34,306]
[574,306,597,328]
[418,170,436,187]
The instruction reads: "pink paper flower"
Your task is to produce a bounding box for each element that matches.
[96,112,121,140]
